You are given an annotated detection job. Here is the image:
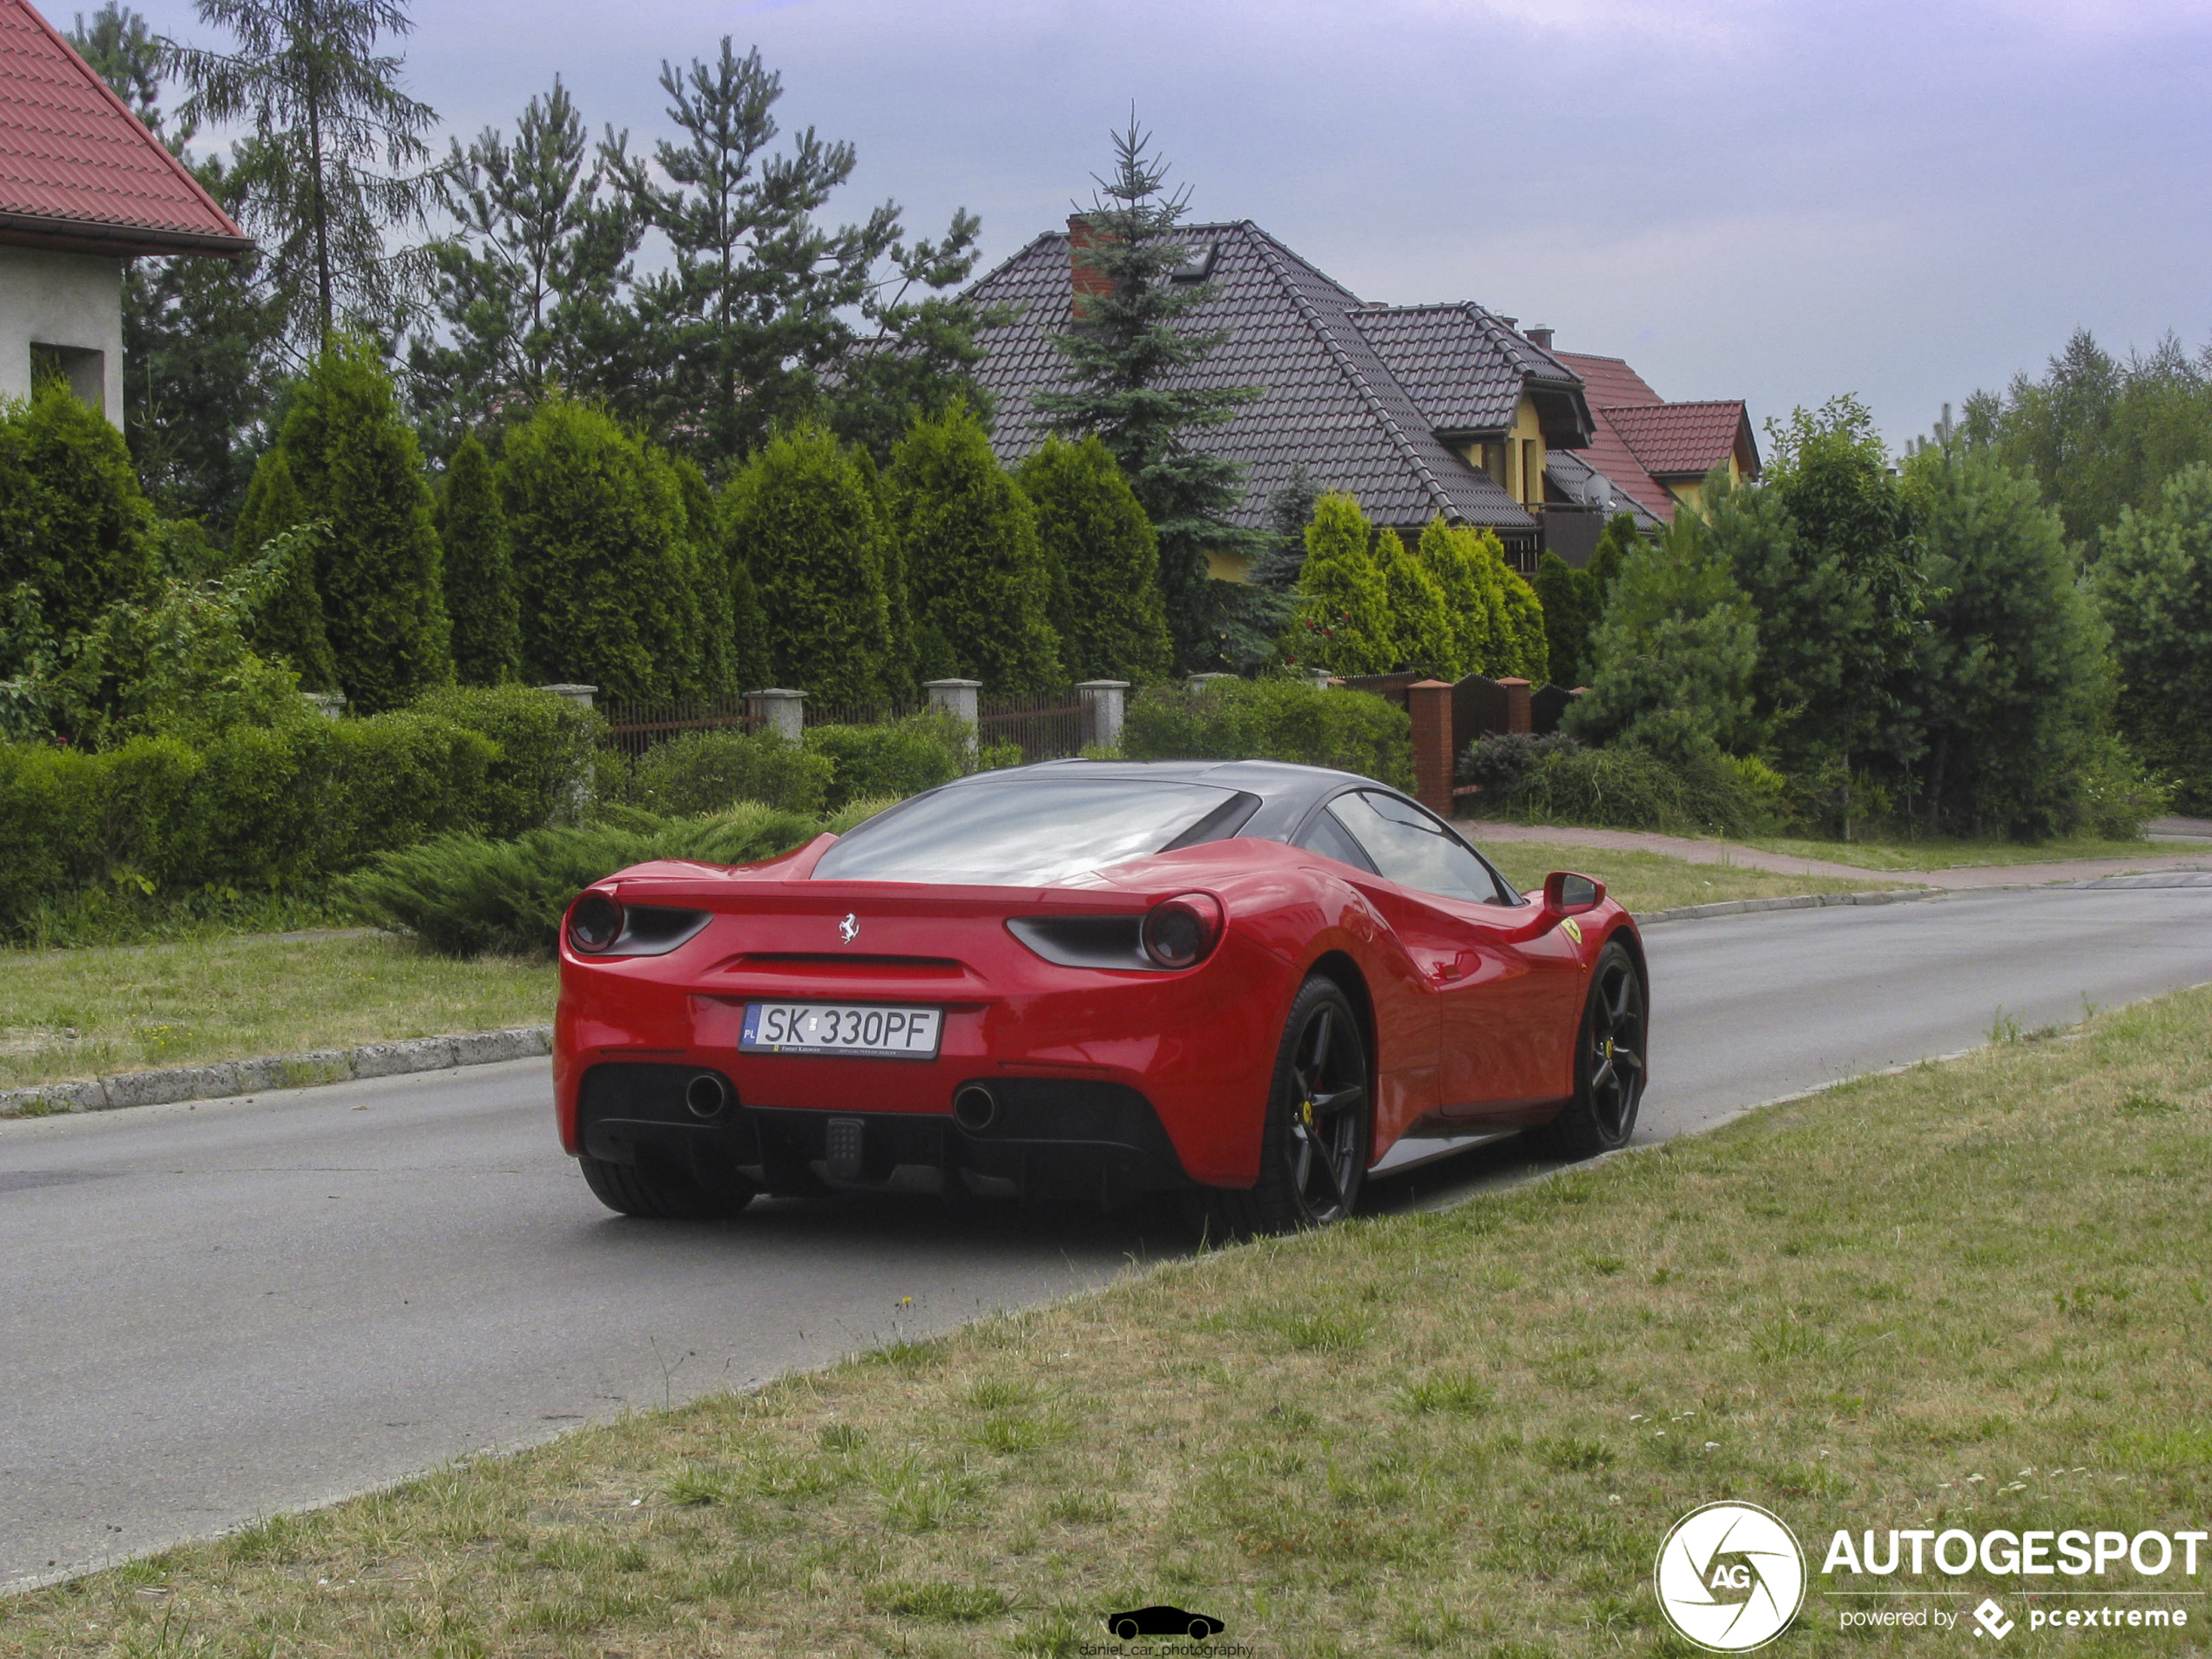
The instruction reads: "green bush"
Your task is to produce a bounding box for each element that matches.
[803,713,972,810]
[628,729,834,817]
[412,684,601,837]
[1458,732,1781,838]
[340,804,821,957]
[1121,678,1413,790]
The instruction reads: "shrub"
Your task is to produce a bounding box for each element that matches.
[1457,732,1781,838]
[411,684,603,837]
[1121,678,1413,789]
[628,729,834,817]
[2096,461,2212,814]
[273,335,453,711]
[1284,493,1393,676]
[0,379,154,651]
[340,804,821,957]
[231,448,337,691]
[1017,434,1173,684]
[803,713,972,810]
[437,432,523,687]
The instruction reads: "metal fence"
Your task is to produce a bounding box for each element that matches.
[600,694,759,760]
[980,689,1090,762]
[802,698,922,730]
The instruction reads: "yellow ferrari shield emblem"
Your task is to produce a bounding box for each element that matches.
[1561,916,1583,946]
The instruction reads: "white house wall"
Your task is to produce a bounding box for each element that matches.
[0,244,125,426]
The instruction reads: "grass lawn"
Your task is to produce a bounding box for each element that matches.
[1471,836,1904,912]
[1734,833,2180,873]
[0,934,556,1092]
[8,985,2207,1655]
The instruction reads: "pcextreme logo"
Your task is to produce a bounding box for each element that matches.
[1655,1501,1808,1652]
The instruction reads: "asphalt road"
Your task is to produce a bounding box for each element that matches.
[4,879,2209,1589]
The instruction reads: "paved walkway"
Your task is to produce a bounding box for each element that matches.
[1458,821,2212,891]
[2149,815,2212,842]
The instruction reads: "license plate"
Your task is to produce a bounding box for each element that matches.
[738,1001,943,1060]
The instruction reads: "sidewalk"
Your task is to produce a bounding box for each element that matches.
[1458,821,2212,891]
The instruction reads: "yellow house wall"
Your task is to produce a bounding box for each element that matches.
[1662,454,1743,521]
[1508,396,1545,505]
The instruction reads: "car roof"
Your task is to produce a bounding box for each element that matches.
[931,757,1399,843]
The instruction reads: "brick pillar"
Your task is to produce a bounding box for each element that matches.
[1407,679,1455,819]
[1495,677,1533,736]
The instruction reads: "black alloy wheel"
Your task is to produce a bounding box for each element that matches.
[1530,940,1647,1160]
[1213,976,1372,1236]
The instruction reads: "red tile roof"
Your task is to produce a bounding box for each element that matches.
[0,0,247,255]
[1556,350,1663,410]
[1601,400,1757,480]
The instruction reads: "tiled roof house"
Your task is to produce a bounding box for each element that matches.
[1552,349,1761,523]
[964,219,1617,573]
[0,0,250,422]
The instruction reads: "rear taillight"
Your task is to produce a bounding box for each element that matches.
[568,892,624,954]
[1142,893,1224,970]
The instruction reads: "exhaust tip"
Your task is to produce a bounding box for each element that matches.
[952,1083,998,1133]
[685,1071,731,1119]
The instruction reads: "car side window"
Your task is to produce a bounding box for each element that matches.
[1293,806,1379,873]
[1326,790,1509,905]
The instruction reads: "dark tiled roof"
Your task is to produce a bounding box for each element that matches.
[1543,448,1664,532]
[962,220,1539,536]
[1602,400,1757,479]
[1349,302,1582,433]
[1556,351,1662,410]
[0,0,247,253]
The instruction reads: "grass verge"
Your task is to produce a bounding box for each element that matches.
[1733,833,2179,873]
[9,985,2209,1654]
[0,934,556,1091]
[1471,836,1902,913]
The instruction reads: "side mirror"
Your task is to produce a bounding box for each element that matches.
[1544,871,1604,914]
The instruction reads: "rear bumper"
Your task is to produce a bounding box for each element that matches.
[577,1061,1190,1203]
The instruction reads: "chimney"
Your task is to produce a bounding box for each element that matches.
[1526,325,1554,351]
[1069,215,1114,320]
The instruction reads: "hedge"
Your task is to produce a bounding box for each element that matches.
[1120,678,1414,791]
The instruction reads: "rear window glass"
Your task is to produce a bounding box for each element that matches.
[813,779,1244,885]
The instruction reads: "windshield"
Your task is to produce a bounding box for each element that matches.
[813,779,1243,885]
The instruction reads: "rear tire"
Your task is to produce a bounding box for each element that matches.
[1527,939,1647,1161]
[1209,976,1371,1237]
[577,1152,755,1219]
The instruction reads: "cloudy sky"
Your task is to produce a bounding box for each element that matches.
[127,0,2212,451]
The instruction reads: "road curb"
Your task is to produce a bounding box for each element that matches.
[1632,886,1942,927]
[0,1027,553,1119]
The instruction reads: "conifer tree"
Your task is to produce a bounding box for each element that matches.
[1532,551,1598,687]
[232,447,338,688]
[1414,517,1503,677]
[1373,527,1454,674]
[1016,434,1173,684]
[498,396,705,700]
[1498,556,1550,682]
[435,432,522,685]
[1585,511,1644,599]
[885,404,1061,691]
[1284,492,1393,675]
[266,335,450,711]
[668,453,738,694]
[721,425,896,705]
[0,379,155,644]
[1034,120,1263,670]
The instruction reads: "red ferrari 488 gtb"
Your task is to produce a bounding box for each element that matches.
[555,759,1646,1232]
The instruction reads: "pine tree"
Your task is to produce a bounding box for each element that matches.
[1585,511,1644,599]
[1532,551,1598,687]
[885,404,1061,691]
[1284,492,1393,675]
[232,447,337,688]
[1016,434,1172,684]
[1373,527,1454,674]
[721,424,896,705]
[1033,119,1264,670]
[271,335,451,711]
[435,433,522,685]
[497,396,705,700]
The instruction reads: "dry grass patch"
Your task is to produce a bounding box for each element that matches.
[0,934,555,1091]
[1470,836,1900,914]
[5,990,2211,1655]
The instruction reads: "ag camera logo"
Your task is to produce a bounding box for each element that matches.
[1655,1501,1807,1651]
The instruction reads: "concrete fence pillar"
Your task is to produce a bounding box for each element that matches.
[1305,667,1334,691]
[924,678,981,757]
[1187,672,1235,692]
[301,691,347,720]
[1494,677,1534,736]
[1076,679,1129,750]
[747,688,806,743]
[539,683,597,711]
[1407,679,1457,819]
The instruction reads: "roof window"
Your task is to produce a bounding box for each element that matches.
[1169,244,1217,283]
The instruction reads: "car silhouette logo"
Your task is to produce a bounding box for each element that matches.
[1106,1604,1225,1640]
[839,913,860,944]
